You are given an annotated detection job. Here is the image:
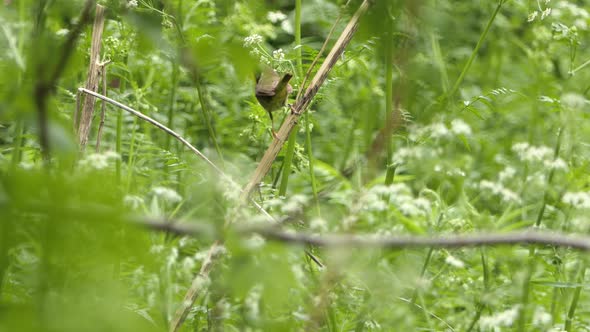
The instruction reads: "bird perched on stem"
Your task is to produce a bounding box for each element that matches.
[255,68,293,137]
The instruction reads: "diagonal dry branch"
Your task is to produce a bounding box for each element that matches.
[241,0,372,198]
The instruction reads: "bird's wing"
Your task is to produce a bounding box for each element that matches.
[255,84,277,96]
[255,69,280,96]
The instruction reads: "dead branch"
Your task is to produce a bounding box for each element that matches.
[77,4,105,151]
[136,219,590,252]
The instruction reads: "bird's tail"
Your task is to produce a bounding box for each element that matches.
[275,73,293,92]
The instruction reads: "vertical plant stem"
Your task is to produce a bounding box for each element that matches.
[296,0,320,215]
[116,106,123,182]
[125,116,138,193]
[10,0,28,168]
[565,262,586,331]
[11,120,24,168]
[195,73,224,164]
[278,0,302,197]
[279,127,298,196]
[411,213,444,303]
[519,128,564,330]
[516,257,534,332]
[95,63,108,152]
[535,128,563,228]
[304,113,320,214]
[447,0,504,100]
[165,60,179,152]
[466,249,490,332]
[295,0,303,77]
[430,31,449,93]
[384,24,395,183]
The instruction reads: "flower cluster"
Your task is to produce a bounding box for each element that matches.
[512,142,567,171]
[79,151,120,170]
[408,119,472,141]
[479,180,522,204]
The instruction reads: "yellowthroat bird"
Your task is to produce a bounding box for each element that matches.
[255,68,293,136]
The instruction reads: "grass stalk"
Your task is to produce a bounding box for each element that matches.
[278,128,298,197]
[565,262,586,331]
[165,60,179,152]
[384,22,395,184]
[195,73,224,164]
[448,0,505,100]
[278,0,304,197]
[297,0,320,215]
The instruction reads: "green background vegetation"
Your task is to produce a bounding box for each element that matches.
[2,0,590,331]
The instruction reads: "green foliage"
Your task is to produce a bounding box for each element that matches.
[3,0,590,331]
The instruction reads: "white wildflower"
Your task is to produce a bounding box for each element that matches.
[446,168,466,177]
[267,10,287,23]
[533,306,552,326]
[480,180,522,204]
[293,307,310,321]
[79,152,119,170]
[451,119,472,136]
[215,299,231,320]
[291,264,305,281]
[152,186,182,203]
[167,247,178,266]
[182,256,196,271]
[430,122,450,138]
[561,92,588,109]
[272,48,285,60]
[245,285,263,320]
[244,234,266,249]
[544,158,568,170]
[126,0,138,9]
[512,142,553,163]
[528,10,539,22]
[480,305,521,330]
[309,218,328,232]
[149,244,164,254]
[281,194,308,214]
[445,254,465,268]
[364,320,381,330]
[414,197,432,212]
[499,166,516,182]
[243,34,263,47]
[539,95,559,104]
[541,7,552,19]
[18,161,35,170]
[562,192,590,209]
[124,195,144,209]
[56,28,69,37]
[281,20,293,34]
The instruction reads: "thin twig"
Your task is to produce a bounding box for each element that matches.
[78,88,226,181]
[136,219,590,252]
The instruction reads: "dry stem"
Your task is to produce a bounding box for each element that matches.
[77,4,105,150]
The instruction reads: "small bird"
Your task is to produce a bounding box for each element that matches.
[255,68,293,136]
